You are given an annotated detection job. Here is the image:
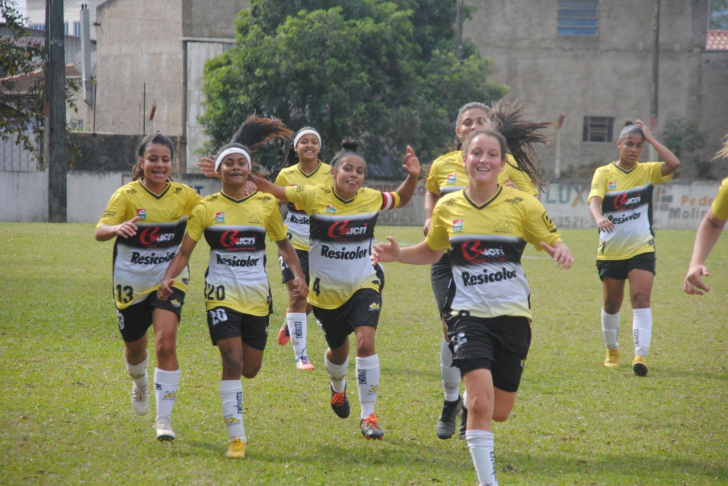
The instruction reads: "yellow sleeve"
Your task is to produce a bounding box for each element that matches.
[646,162,673,184]
[185,186,202,215]
[97,187,130,227]
[284,184,316,214]
[274,169,288,187]
[425,160,442,196]
[266,200,289,241]
[712,178,728,220]
[522,197,561,251]
[186,203,207,242]
[425,201,452,251]
[587,167,607,203]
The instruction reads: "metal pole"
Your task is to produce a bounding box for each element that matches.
[47,0,67,222]
[650,0,660,161]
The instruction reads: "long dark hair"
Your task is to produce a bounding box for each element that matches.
[131,132,175,181]
[224,116,293,177]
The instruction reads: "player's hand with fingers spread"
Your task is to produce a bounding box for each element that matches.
[504,178,518,190]
[371,236,401,265]
[634,119,654,143]
[157,278,174,301]
[403,146,421,176]
[683,264,710,295]
[116,216,140,238]
[539,241,574,270]
[595,216,615,233]
[197,157,221,178]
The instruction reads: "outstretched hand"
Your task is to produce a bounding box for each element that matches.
[157,278,174,301]
[371,236,401,265]
[197,157,220,178]
[684,264,710,295]
[539,241,574,270]
[403,146,421,177]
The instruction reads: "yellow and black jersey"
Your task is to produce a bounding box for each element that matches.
[426,186,561,320]
[426,151,538,197]
[712,178,728,220]
[274,161,333,251]
[97,180,201,309]
[186,191,287,316]
[588,162,673,260]
[284,184,400,309]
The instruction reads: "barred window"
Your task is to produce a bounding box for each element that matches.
[558,0,598,36]
[583,116,614,142]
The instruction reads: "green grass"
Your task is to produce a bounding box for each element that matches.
[1,223,727,485]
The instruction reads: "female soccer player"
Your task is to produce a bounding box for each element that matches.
[372,128,573,486]
[250,139,420,440]
[273,127,333,371]
[425,100,551,440]
[684,139,728,295]
[95,132,201,441]
[588,120,680,376]
[157,116,307,458]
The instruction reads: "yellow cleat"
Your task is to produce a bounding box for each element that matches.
[225,438,246,458]
[632,355,648,376]
[604,349,620,368]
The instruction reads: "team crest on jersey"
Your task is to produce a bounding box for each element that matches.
[215,212,225,223]
[326,204,336,213]
[249,213,264,224]
[494,219,514,234]
[453,219,463,232]
[260,195,272,203]
[136,208,147,220]
[174,187,183,195]
[446,174,457,184]
[608,181,617,191]
[170,299,181,308]
[357,204,370,213]
[505,197,523,205]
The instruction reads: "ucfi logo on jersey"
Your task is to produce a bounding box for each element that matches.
[215,212,225,223]
[220,229,257,248]
[139,226,176,245]
[447,174,457,184]
[613,192,642,210]
[326,204,336,213]
[453,219,463,232]
[327,220,368,239]
[608,181,617,191]
[136,208,147,220]
[461,240,506,263]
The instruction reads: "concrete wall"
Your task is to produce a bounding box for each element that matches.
[181,0,248,40]
[463,0,727,178]
[2,171,725,231]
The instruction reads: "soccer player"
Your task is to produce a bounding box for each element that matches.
[157,116,307,458]
[424,100,551,440]
[95,132,202,441]
[588,120,680,376]
[249,139,420,440]
[372,128,573,486]
[684,139,728,295]
[273,127,333,371]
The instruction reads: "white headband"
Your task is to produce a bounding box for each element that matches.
[293,129,321,149]
[215,147,251,172]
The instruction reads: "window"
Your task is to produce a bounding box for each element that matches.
[29,23,46,31]
[583,117,614,142]
[73,21,81,37]
[558,1,598,36]
[64,22,69,35]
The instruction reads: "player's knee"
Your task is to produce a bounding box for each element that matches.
[492,409,511,423]
[242,364,260,379]
[468,393,494,421]
[603,301,621,314]
[631,294,651,308]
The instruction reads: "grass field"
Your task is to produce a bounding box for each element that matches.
[1,223,727,485]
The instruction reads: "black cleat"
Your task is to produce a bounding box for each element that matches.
[436,396,462,439]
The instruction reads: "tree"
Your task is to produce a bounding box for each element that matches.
[0,0,79,162]
[662,118,709,179]
[711,0,728,30]
[200,0,507,174]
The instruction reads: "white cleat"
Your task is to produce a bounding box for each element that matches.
[155,417,176,441]
[131,383,149,416]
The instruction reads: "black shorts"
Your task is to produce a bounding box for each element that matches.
[312,288,382,350]
[206,306,269,351]
[430,251,452,317]
[597,252,656,281]
[116,288,185,343]
[280,249,310,285]
[447,314,531,393]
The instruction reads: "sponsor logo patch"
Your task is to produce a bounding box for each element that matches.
[215,212,225,223]
[136,208,147,220]
[326,204,336,213]
[453,219,463,232]
[608,181,617,191]
[446,174,457,185]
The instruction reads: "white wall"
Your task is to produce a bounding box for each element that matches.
[1,172,724,232]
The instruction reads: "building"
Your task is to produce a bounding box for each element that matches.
[463,0,728,178]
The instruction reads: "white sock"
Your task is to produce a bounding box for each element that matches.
[356,355,380,419]
[440,337,461,401]
[154,368,180,420]
[633,308,652,356]
[220,380,245,443]
[466,430,498,486]
[601,308,620,350]
[126,355,148,387]
[287,312,308,359]
[325,351,348,393]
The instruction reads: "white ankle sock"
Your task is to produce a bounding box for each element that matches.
[154,368,179,420]
[633,308,652,356]
[325,352,348,393]
[466,429,498,486]
[287,312,307,359]
[356,355,380,419]
[220,380,245,443]
[601,308,620,350]
[440,338,461,401]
